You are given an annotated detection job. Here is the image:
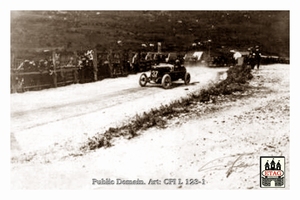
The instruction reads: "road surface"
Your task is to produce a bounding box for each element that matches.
[11,66,227,155]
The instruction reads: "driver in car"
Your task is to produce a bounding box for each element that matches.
[174,59,181,69]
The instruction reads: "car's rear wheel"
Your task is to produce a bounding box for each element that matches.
[184,72,191,85]
[139,73,148,87]
[162,74,172,89]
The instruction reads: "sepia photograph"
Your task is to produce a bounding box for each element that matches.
[5,0,298,196]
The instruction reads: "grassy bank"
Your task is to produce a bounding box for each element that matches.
[11,11,289,58]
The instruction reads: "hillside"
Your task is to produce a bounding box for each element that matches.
[11,10,289,59]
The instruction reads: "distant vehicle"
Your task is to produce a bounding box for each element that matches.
[139,60,191,89]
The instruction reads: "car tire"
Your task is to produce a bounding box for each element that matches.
[139,73,148,87]
[184,72,191,85]
[162,74,172,89]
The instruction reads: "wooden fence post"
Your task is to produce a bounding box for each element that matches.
[108,49,113,77]
[11,53,16,93]
[93,48,98,81]
[11,73,18,93]
[52,51,58,88]
[73,67,79,83]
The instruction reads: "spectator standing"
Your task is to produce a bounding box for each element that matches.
[254,46,262,69]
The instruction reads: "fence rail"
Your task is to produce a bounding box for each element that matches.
[11,67,85,93]
[10,63,131,93]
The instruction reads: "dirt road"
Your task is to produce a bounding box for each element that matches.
[11,66,226,155]
[10,64,290,190]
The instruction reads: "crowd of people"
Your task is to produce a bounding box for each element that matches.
[248,46,262,69]
[12,44,288,93]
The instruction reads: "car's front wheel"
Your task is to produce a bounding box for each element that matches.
[139,73,148,87]
[184,72,191,85]
[162,74,172,89]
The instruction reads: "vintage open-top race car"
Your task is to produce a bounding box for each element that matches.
[139,61,191,89]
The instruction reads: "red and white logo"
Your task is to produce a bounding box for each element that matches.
[260,156,285,188]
